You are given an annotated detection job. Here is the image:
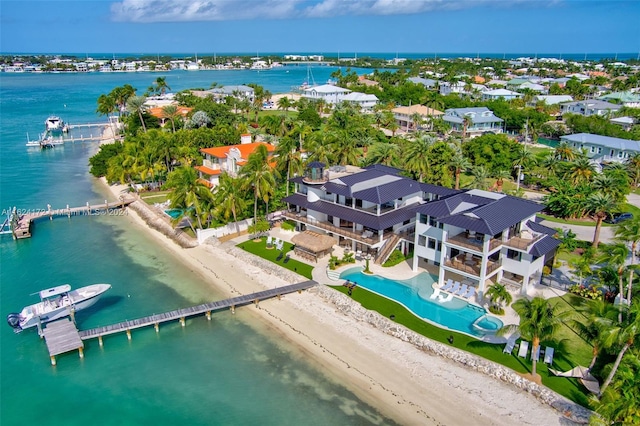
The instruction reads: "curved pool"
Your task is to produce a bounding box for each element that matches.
[339,267,503,338]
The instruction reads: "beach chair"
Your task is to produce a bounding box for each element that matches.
[464,286,476,299]
[266,236,273,246]
[518,341,529,358]
[503,335,517,354]
[532,345,541,362]
[456,284,468,296]
[450,281,461,294]
[441,279,454,292]
[544,347,554,365]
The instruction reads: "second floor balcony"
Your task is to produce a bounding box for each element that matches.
[283,211,390,246]
[444,254,501,277]
[447,232,501,253]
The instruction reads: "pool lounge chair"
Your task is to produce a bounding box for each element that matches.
[464,286,476,299]
[456,284,468,296]
[266,236,273,246]
[518,341,529,358]
[441,279,454,291]
[532,345,541,362]
[450,281,461,294]
[544,347,554,365]
[503,335,517,354]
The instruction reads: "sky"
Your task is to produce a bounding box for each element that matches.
[1,0,639,55]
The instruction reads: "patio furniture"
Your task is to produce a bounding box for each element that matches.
[544,347,554,365]
[518,341,529,358]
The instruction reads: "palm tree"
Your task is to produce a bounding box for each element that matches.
[461,115,473,141]
[96,93,117,138]
[366,142,400,167]
[587,193,618,248]
[450,152,471,190]
[492,169,511,193]
[240,144,278,227]
[597,302,639,395]
[512,144,533,191]
[569,157,596,185]
[213,173,248,235]
[153,77,171,95]
[403,134,435,182]
[484,284,512,314]
[277,96,293,114]
[614,216,640,302]
[501,297,570,379]
[165,166,214,231]
[410,112,423,132]
[625,152,640,187]
[469,165,490,190]
[275,136,302,197]
[592,353,640,425]
[572,299,619,373]
[126,95,148,133]
[554,141,578,161]
[569,247,596,286]
[161,105,179,132]
[597,243,630,322]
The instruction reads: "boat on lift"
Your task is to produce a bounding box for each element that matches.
[45,116,69,134]
[6,283,111,333]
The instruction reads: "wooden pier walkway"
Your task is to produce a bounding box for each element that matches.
[42,280,317,365]
[10,196,136,239]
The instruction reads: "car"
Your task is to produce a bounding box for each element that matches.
[611,213,634,224]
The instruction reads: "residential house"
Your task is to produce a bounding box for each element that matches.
[206,85,255,104]
[599,91,640,108]
[392,105,444,131]
[340,92,379,111]
[560,99,621,117]
[442,107,504,138]
[283,163,559,297]
[532,95,573,106]
[301,84,351,105]
[481,89,522,101]
[413,190,559,296]
[517,81,547,93]
[439,81,466,96]
[610,116,636,131]
[560,133,640,164]
[408,77,438,89]
[148,105,193,128]
[195,135,276,187]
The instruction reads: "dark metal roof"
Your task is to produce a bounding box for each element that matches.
[526,220,558,236]
[307,161,325,168]
[363,164,404,175]
[322,169,422,204]
[529,235,561,257]
[417,192,544,235]
[419,183,462,197]
[283,193,419,230]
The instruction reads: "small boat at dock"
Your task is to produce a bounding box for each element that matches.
[6,283,111,332]
[45,116,68,134]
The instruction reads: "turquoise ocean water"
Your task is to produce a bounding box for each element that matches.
[0,68,397,425]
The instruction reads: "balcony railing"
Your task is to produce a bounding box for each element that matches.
[444,254,501,277]
[503,233,543,251]
[284,211,386,246]
[447,233,502,252]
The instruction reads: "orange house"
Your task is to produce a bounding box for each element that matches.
[148,106,192,127]
[195,134,276,187]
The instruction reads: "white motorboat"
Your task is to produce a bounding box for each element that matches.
[7,283,111,332]
[45,116,68,133]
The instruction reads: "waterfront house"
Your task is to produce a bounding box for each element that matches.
[413,189,560,296]
[195,135,276,187]
[392,105,444,131]
[301,84,351,105]
[598,91,640,108]
[560,99,621,117]
[442,107,504,138]
[560,133,640,165]
[481,89,522,101]
[148,106,192,128]
[283,163,558,297]
[340,92,379,111]
[407,77,438,89]
[206,85,255,104]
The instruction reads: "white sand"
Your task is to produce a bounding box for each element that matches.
[101,180,583,426]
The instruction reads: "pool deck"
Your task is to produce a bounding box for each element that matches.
[229,226,568,343]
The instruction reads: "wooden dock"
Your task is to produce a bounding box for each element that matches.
[42,280,317,365]
[10,196,135,239]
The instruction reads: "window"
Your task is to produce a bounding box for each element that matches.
[418,235,426,246]
[590,146,595,153]
[429,216,438,227]
[506,249,521,261]
[597,147,602,154]
[428,238,437,249]
[419,214,428,224]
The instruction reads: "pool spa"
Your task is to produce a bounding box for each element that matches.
[339,267,503,338]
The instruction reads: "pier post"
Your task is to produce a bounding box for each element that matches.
[155,323,159,333]
[206,311,211,321]
[78,347,84,359]
[50,356,56,366]
[126,329,131,340]
[254,299,259,307]
[180,317,185,327]
[66,204,71,218]
[86,202,90,214]
[231,305,235,314]
[277,294,281,300]
[105,200,108,209]
[48,204,52,220]
[99,336,103,347]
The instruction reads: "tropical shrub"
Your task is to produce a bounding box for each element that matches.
[568,284,603,300]
[382,250,408,267]
[281,220,296,231]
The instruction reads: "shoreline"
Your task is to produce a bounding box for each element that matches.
[101,179,590,426]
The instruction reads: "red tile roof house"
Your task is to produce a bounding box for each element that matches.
[195,134,276,187]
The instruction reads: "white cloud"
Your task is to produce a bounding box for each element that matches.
[110,0,557,23]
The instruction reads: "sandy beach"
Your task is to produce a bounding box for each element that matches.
[97,125,590,425]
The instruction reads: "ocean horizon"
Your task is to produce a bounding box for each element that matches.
[3,51,639,61]
[0,68,398,425]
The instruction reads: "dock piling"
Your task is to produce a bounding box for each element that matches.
[154,323,159,333]
[180,317,185,327]
[78,347,84,359]
[50,356,56,366]
[206,311,211,321]
[98,336,103,346]
[126,329,131,340]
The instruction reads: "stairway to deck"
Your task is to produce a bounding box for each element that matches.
[375,234,402,265]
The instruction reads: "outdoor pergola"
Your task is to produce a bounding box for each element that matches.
[291,231,336,262]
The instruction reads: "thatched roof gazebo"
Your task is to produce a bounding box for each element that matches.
[291,231,336,262]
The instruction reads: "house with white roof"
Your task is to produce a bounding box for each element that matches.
[560,99,621,117]
[301,84,351,105]
[206,85,255,104]
[481,89,522,101]
[517,81,547,93]
[560,133,640,164]
[610,116,636,131]
[283,163,559,297]
[340,92,379,111]
[532,95,573,106]
[442,107,504,138]
[408,77,438,89]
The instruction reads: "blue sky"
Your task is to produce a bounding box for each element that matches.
[1,0,639,55]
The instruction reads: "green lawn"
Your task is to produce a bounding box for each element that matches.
[329,284,591,407]
[139,191,171,205]
[237,237,314,279]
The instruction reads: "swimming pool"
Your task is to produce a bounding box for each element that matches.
[339,267,503,338]
[164,209,184,219]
